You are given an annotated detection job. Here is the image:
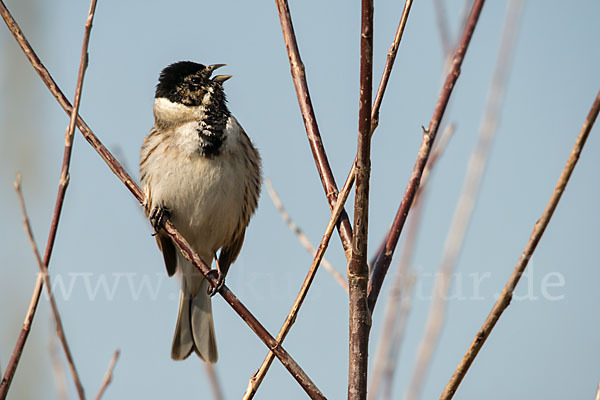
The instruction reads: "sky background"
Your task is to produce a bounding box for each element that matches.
[1,0,599,399]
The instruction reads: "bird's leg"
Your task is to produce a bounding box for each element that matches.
[149,205,171,235]
[207,252,225,296]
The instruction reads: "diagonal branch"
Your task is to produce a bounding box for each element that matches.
[266,179,348,291]
[439,87,600,400]
[0,0,98,397]
[243,169,355,400]
[0,3,325,398]
[204,363,224,400]
[13,175,86,399]
[405,2,525,398]
[368,123,455,400]
[371,0,414,132]
[49,336,69,400]
[367,0,487,312]
[274,0,354,259]
[94,349,120,400]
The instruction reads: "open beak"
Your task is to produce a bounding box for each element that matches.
[207,64,232,83]
[212,74,232,83]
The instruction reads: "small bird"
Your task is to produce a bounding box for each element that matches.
[140,61,261,362]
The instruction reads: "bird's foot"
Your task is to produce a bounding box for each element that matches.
[207,254,225,296]
[149,205,170,235]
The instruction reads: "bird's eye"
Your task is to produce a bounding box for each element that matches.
[191,76,202,85]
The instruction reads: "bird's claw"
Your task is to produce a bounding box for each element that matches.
[206,269,225,297]
[149,205,170,234]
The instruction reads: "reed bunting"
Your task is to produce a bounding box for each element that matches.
[140,61,261,362]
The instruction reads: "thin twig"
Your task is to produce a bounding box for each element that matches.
[331,0,415,249]
[595,380,600,400]
[49,336,69,400]
[433,0,451,56]
[440,87,600,400]
[368,267,415,400]
[13,175,86,399]
[368,124,455,400]
[405,3,525,398]
[204,363,225,400]
[367,0,487,312]
[0,0,98,396]
[274,0,354,259]
[243,4,415,398]
[94,349,119,400]
[371,0,414,132]
[243,169,355,400]
[0,3,324,398]
[347,0,374,398]
[265,179,348,291]
[381,273,416,400]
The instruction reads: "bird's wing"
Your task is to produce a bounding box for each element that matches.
[218,230,246,278]
[217,120,262,277]
[155,232,177,277]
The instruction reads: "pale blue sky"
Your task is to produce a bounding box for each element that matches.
[1,1,599,399]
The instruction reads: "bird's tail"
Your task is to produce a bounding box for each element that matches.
[171,277,218,362]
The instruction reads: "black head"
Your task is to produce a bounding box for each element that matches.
[155,61,231,106]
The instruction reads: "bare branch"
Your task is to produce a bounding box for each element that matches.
[243,170,355,399]
[204,363,224,400]
[367,0,487,312]
[405,2,525,398]
[347,0,374,398]
[266,179,348,291]
[13,175,86,399]
[595,380,600,400]
[0,3,324,398]
[369,124,454,400]
[0,0,98,396]
[49,336,69,400]
[433,0,452,56]
[274,0,354,259]
[95,349,120,400]
[440,87,600,400]
[371,0,414,131]
[380,273,416,400]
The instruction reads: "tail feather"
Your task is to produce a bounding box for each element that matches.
[191,280,218,362]
[171,278,218,362]
[171,281,194,360]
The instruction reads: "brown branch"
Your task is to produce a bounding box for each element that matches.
[265,179,348,291]
[368,124,454,400]
[347,0,374,398]
[243,170,355,399]
[367,0,487,312]
[94,349,119,400]
[595,380,600,400]
[0,1,98,396]
[371,0,414,131]
[204,363,224,400]
[440,87,600,400]
[406,3,525,398]
[0,3,325,398]
[274,0,354,259]
[13,175,86,399]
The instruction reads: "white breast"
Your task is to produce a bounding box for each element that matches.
[141,117,248,263]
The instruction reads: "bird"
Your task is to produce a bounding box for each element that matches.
[140,61,261,362]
